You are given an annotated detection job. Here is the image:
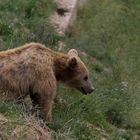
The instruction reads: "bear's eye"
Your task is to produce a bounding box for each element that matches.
[84,76,88,81]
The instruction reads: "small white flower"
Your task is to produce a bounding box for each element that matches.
[121,81,128,87]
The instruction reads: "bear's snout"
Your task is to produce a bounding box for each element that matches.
[80,86,95,95]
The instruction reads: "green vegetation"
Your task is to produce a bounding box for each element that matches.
[0,0,140,139]
[0,0,56,50]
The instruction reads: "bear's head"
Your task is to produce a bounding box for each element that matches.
[66,49,95,95]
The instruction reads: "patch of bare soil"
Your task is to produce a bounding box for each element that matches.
[11,125,51,140]
[0,113,51,140]
[0,113,8,125]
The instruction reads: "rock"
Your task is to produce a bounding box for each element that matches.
[50,0,87,35]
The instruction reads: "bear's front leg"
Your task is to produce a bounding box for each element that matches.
[30,93,54,122]
[42,96,53,122]
[31,74,56,122]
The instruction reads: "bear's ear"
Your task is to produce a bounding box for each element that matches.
[68,57,77,69]
[68,49,78,56]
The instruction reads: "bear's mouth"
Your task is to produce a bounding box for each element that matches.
[80,87,94,95]
[80,87,88,95]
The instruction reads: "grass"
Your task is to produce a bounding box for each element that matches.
[65,0,140,128]
[0,0,140,139]
[0,0,58,50]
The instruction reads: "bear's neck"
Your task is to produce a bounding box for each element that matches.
[53,52,70,82]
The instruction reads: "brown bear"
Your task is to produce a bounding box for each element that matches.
[0,43,94,121]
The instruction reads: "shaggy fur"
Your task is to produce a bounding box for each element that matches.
[0,43,94,121]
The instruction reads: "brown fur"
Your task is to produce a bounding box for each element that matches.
[0,43,94,121]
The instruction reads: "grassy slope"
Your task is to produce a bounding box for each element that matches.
[0,0,140,139]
